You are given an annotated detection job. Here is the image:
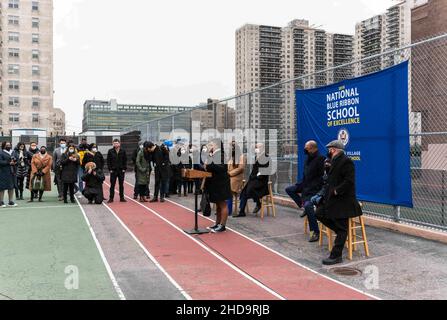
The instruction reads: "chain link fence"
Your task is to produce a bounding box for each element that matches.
[122,33,447,231]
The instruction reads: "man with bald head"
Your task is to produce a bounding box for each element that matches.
[285,140,325,242]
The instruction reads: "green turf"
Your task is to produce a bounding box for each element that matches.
[0,189,119,300]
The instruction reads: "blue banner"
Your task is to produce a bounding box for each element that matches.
[296,61,412,207]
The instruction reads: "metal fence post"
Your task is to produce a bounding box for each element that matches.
[442,170,445,226]
[393,205,401,223]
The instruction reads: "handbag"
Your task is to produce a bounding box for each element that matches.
[32,174,45,191]
[200,192,211,217]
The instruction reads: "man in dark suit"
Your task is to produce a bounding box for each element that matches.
[286,140,325,242]
[107,139,127,203]
[314,140,362,265]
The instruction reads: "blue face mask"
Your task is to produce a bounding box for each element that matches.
[60,144,66,149]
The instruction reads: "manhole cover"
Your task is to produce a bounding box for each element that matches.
[330,267,362,277]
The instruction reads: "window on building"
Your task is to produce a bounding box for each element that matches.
[32,49,40,60]
[32,81,40,91]
[8,15,20,25]
[32,1,39,11]
[9,97,20,107]
[32,17,39,28]
[32,65,40,76]
[8,64,20,75]
[32,98,40,109]
[9,81,20,90]
[9,0,19,9]
[8,48,20,58]
[8,32,20,42]
[9,113,20,123]
[32,34,39,44]
[32,114,39,123]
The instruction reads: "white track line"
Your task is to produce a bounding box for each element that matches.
[106,181,285,300]
[75,197,126,300]
[125,180,380,300]
[102,201,192,300]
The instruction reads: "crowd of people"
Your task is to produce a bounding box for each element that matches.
[0,136,360,263]
[0,138,107,206]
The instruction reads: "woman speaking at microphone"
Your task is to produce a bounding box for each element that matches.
[204,139,232,233]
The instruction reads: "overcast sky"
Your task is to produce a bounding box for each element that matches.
[54,0,396,133]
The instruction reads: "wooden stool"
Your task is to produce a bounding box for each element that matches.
[304,216,309,234]
[258,181,276,220]
[319,222,334,251]
[241,180,250,214]
[347,216,370,260]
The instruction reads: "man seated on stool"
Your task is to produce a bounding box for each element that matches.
[286,140,325,242]
[235,143,270,217]
[313,140,363,265]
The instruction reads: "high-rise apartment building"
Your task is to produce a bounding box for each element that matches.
[354,1,412,75]
[411,0,447,151]
[0,0,64,135]
[281,20,353,141]
[235,24,282,134]
[236,20,353,142]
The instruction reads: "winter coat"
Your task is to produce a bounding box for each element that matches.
[82,169,105,198]
[30,153,53,191]
[204,150,232,203]
[60,153,80,184]
[83,151,105,170]
[228,154,246,194]
[241,153,270,200]
[107,148,127,172]
[135,150,150,185]
[316,152,362,219]
[13,148,29,179]
[298,151,325,201]
[151,146,172,180]
[0,150,16,191]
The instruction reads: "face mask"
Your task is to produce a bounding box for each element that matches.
[40,150,46,155]
[92,148,97,153]
[31,146,37,151]
[69,149,75,154]
[255,148,260,154]
[181,149,186,155]
[139,145,143,150]
[5,146,11,151]
[202,147,207,153]
[60,144,66,148]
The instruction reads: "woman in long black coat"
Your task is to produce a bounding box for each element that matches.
[0,141,18,207]
[204,140,232,233]
[60,146,80,203]
[13,142,29,200]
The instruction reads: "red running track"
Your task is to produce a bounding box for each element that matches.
[103,180,375,300]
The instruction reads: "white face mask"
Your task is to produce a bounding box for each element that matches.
[202,147,207,153]
[255,148,260,154]
[181,149,186,155]
[92,148,98,153]
[60,144,66,149]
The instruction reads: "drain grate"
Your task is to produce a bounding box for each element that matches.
[330,267,362,277]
